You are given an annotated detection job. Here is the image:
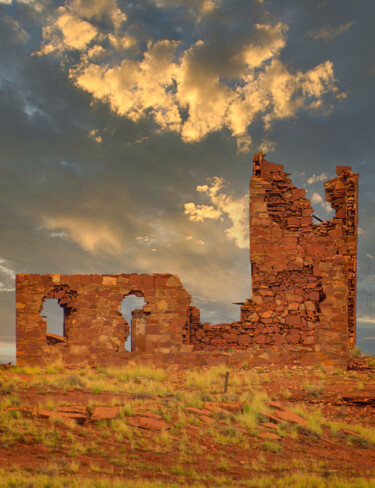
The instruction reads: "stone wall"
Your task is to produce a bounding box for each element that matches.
[15,153,359,368]
[16,273,192,366]
[186,153,359,365]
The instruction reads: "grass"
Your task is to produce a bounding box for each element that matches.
[1,362,375,486]
[235,391,269,432]
[303,382,325,397]
[1,469,374,487]
[350,345,362,357]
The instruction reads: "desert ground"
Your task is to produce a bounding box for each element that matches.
[0,354,374,487]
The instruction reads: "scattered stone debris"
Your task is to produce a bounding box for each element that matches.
[258,432,281,440]
[91,406,119,421]
[127,416,171,431]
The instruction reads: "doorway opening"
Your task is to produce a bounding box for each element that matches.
[41,298,65,344]
[121,294,147,352]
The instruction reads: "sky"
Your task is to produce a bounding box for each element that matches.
[1,0,374,362]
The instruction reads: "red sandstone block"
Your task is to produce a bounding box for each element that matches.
[336,166,351,175]
[223,333,239,342]
[308,291,320,301]
[210,338,227,345]
[291,188,306,199]
[238,335,251,344]
[335,207,346,218]
[280,243,297,252]
[270,226,282,237]
[154,276,168,287]
[140,275,155,288]
[253,335,266,344]
[109,293,124,301]
[287,217,300,227]
[251,243,264,253]
[301,217,312,226]
[285,315,302,326]
[129,274,142,286]
[80,276,92,284]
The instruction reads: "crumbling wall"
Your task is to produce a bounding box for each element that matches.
[186,153,359,364]
[16,154,359,368]
[16,273,192,366]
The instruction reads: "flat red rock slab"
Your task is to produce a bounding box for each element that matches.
[218,402,243,413]
[135,411,162,420]
[274,410,306,425]
[199,415,215,424]
[91,406,119,421]
[258,432,281,440]
[203,403,228,414]
[186,407,212,416]
[342,429,361,437]
[56,405,87,415]
[5,407,30,413]
[38,409,87,423]
[128,416,170,431]
[261,411,280,423]
[266,400,288,411]
[260,422,278,430]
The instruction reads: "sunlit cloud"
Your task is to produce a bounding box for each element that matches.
[307,21,355,41]
[307,172,327,184]
[0,258,15,293]
[36,0,342,152]
[357,315,375,325]
[0,341,16,356]
[88,129,102,143]
[150,0,219,19]
[185,177,248,248]
[43,217,123,254]
[259,139,276,153]
[311,192,333,214]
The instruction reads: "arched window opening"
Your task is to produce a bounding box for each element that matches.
[120,294,147,352]
[41,298,65,344]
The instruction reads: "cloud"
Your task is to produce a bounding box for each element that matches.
[307,172,327,185]
[307,21,355,41]
[0,341,16,360]
[311,192,333,214]
[150,0,219,19]
[259,139,276,153]
[185,177,248,248]
[36,0,342,152]
[43,217,123,254]
[39,11,98,54]
[0,258,15,293]
[0,15,29,46]
[184,202,222,221]
[357,315,375,325]
[88,129,102,142]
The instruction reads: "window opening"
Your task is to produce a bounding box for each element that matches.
[41,299,65,343]
[121,295,147,352]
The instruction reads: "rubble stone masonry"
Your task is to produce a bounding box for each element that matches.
[16,273,192,366]
[15,154,359,367]
[186,154,359,366]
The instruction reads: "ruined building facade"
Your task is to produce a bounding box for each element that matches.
[16,154,359,367]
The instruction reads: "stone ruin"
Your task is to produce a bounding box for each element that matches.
[16,153,359,367]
